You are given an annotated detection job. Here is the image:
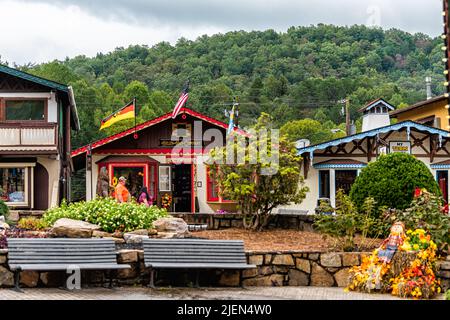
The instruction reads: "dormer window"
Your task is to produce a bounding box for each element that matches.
[2,99,47,122]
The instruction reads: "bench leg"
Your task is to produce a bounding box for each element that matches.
[148,268,156,289]
[12,270,23,293]
[239,270,245,289]
[194,270,200,288]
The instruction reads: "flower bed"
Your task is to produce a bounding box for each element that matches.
[43,198,168,232]
[347,228,441,299]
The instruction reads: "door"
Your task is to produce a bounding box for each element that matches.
[171,164,192,212]
[335,170,357,195]
[437,170,448,204]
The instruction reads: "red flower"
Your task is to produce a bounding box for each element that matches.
[414,187,422,198]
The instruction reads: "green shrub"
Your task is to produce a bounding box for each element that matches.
[384,190,450,251]
[17,217,49,231]
[315,191,388,251]
[350,153,441,213]
[0,200,9,218]
[43,197,168,233]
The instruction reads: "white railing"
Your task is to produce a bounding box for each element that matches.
[0,124,57,147]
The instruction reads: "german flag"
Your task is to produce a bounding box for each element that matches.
[100,101,135,130]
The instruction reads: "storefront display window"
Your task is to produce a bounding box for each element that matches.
[0,168,26,204]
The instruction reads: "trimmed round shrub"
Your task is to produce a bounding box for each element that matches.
[350,153,441,213]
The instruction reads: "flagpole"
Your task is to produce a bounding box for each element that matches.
[133,97,138,140]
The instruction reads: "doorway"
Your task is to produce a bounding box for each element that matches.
[437,170,448,204]
[335,170,358,195]
[171,164,192,212]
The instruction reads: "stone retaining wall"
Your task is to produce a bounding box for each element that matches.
[238,251,368,287]
[0,249,448,289]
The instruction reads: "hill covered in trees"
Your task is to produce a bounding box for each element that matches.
[3,24,445,148]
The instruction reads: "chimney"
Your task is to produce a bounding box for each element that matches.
[360,99,395,132]
[426,76,432,100]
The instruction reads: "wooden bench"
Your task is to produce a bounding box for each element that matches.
[8,238,131,291]
[143,239,255,288]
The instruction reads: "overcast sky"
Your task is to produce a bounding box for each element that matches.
[0,0,444,65]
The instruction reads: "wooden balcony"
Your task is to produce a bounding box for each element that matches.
[0,123,58,153]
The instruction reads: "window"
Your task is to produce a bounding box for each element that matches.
[5,100,46,121]
[159,166,171,192]
[172,123,192,137]
[0,167,28,205]
[335,170,358,195]
[319,170,330,199]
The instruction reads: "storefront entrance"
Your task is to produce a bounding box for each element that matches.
[171,164,192,212]
[335,170,358,195]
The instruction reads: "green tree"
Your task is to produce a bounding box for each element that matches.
[280,119,335,144]
[208,113,309,231]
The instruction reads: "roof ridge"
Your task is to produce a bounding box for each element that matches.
[0,64,69,92]
[71,107,245,157]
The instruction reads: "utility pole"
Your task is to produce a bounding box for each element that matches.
[339,98,351,136]
[443,0,450,131]
[345,98,351,136]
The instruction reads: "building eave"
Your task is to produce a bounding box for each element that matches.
[298,120,449,156]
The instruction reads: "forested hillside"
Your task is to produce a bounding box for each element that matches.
[3,24,445,148]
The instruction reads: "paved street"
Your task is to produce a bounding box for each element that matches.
[0,286,444,300]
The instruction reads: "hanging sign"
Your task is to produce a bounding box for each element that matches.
[389,141,411,154]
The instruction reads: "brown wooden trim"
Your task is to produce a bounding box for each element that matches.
[0,122,56,128]
[0,150,58,155]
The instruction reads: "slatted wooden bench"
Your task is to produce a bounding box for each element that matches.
[8,238,131,291]
[142,239,255,288]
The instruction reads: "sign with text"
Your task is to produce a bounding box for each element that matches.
[389,141,411,154]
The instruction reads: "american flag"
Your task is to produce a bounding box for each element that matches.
[172,81,190,119]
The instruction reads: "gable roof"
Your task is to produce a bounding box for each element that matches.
[71,107,246,157]
[0,64,80,131]
[298,120,449,156]
[390,95,447,117]
[0,64,69,92]
[358,98,395,113]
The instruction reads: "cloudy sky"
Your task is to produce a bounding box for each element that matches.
[0,0,444,65]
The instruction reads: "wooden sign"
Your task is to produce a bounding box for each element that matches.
[389,141,411,154]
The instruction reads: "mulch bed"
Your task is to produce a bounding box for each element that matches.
[194,228,382,252]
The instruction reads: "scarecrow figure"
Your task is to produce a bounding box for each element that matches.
[366,221,406,290]
[377,221,406,263]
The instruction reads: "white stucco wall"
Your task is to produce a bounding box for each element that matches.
[36,156,60,208]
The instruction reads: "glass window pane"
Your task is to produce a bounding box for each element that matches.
[0,168,26,203]
[6,100,45,121]
[319,170,330,199]
[159,166,171,192]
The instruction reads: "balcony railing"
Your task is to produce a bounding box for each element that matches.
[0,123,57,149]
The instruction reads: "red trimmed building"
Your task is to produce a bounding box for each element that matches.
[71,107,242,213]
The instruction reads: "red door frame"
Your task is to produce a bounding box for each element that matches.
[97,161,158,201]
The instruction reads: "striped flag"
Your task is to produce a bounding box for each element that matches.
[172,81,189,119]
[100,100,135,130]
[227,104,236,135]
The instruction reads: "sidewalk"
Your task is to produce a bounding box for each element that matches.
[0,286,444,300]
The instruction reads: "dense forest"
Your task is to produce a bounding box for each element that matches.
[1,24,445,148]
